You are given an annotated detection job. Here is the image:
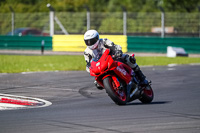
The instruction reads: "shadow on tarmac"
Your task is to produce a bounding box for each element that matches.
[126,101,172,106]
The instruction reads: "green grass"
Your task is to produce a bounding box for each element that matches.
[0,55,200,73]
[136,56,200,66]
[0,55,86,73]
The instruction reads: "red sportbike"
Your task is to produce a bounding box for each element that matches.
[90,49,154,105]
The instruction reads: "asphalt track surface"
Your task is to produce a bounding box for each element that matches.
[0,65,200,133]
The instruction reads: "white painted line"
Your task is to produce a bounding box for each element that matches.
[141,65,154,68]
[189,63,200,66]
[168,64,177,67]
[21,70,59,74]
[167,68,176,71]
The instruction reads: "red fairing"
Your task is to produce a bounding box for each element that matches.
[90,49,114,77]
[113,63,132,84]
[90,49,133,87]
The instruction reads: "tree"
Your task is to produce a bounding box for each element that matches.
[0,0,200,13]
[163,0,200,12]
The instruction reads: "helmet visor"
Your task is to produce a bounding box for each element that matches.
[88,40,99,50]
[84,37,98,46]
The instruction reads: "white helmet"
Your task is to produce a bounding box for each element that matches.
[84,30,99,50]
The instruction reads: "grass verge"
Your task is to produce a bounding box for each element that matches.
[0,55,200,73]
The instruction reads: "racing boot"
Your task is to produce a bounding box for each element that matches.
[133,65,148,86]
[125,55,148,86]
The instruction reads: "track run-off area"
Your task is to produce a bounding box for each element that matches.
[0,64,200,133]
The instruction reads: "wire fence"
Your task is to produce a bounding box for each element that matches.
[0,12,199,37]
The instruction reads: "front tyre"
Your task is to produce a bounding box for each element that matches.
[103,77,127,105]
[139,85,154,104]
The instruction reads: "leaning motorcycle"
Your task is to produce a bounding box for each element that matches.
[89,49,154,105]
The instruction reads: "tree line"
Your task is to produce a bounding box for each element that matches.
[0,0,200,13]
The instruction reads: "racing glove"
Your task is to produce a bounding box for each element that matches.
[113,50,122,58]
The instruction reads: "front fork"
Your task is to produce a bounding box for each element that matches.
[111,76,120,88]
[109,73,140,101]
[126,74,141,101]
[100,74,143,102]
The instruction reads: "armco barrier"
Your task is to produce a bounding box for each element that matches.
[0,36,52,50]
[53,35,127,53]
[127,36,200,54]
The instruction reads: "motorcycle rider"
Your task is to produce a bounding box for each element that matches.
[83,29,148,89]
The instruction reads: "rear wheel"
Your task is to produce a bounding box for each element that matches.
[139,85,154,103]
[103,77,127,105]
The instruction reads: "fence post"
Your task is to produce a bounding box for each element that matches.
[121,6,127,35]
[84,5,90,30]
[87,10,90,30]
[159,7,165,38]
[198,6,200,38]
[47,4,54,36]
[9,6,15,36]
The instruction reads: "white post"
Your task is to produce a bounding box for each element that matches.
[121,6,127,35]
[84,5,90,30]
[159,7,165,38]
[9,6,15,36]
[199,15,200,38]
[11,12,14,36]
[47,4,55,36]
[50,11,54,36]
[161,12,165,38]
[87,11,90,30]
[123,11,127,35]
[198,7,200,38]
[199,13,200,38]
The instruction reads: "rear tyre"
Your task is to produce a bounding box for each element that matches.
[103,77,127,105]
[139,85,154,104]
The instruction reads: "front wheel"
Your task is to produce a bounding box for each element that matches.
[139,85,154,104]
[103,77,127,105]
